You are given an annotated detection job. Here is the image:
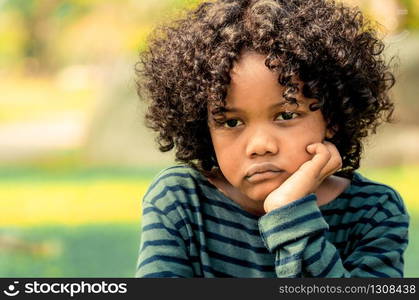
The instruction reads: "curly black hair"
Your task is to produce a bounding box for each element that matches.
[136,0,395,179]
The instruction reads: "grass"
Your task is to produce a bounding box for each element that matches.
[0,166,159,226]
[0,165,418,277]
[0,223,140,277]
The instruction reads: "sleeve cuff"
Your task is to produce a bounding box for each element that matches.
[258,193,329,252]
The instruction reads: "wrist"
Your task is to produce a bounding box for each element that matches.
[264,190,315,213]
[263,192,294,213]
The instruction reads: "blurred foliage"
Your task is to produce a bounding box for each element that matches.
[1,0,94,73]
[0,0,203,74]
[401,0,419,28]
[0,0,417,74]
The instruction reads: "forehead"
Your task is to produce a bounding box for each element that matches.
[230,51,274,83]
[225,51,307,106]
[228,52,280,102]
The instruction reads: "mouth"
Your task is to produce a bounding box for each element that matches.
[245,163,284,183]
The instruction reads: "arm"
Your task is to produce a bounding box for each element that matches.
[135,189,194,278]
[260,142,408,277]
[259,194,409,277]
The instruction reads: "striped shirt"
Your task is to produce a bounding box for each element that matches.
[135,165,409,277]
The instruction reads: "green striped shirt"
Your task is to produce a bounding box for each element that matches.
[135,165,409,277]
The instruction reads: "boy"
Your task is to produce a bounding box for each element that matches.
[135,0,409,277]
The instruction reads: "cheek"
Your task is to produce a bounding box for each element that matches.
[211,139,247,189]
[284,125,325,166]
[284,146,311,174]
[210,134,239,170]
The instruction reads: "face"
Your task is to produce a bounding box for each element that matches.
[208,51,332,208]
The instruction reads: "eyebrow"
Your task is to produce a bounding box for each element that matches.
[211,99,304,115]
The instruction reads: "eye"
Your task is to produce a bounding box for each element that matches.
[276,111,299,121]
[223,118,243,128]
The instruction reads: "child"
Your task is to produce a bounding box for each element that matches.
[135,0,409,277]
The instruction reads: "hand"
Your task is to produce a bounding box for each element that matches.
[263,141,342,213]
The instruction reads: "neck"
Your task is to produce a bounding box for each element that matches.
[314,175,351,207]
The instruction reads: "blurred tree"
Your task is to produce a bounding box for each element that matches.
[400,0,419,29]
[1,0,416,75]
[2,0,97,74]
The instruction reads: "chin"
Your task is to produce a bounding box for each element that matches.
[244,180,282,202]
[248,193,269,202]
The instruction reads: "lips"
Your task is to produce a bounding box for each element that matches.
[245,162,283,182]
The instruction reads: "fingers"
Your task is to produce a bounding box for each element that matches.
[324,141,342,168]
[320,142,342,180]
[269,141,343,201]
[305,142,331,171]
[305,141,342,180]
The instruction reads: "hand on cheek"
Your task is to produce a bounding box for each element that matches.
[263,141,342,213]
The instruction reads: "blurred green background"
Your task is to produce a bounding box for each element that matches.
[0,0,418,277]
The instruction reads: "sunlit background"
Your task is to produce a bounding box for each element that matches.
[0,0,418,277]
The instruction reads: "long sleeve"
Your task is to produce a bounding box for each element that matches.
[258,193,409,278]
[135,187,194,278]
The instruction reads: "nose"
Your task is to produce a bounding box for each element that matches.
[245,126,279,157]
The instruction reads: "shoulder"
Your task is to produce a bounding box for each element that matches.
[347,172,408,217]
[147,164,206,193]
[142,164,209,209]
